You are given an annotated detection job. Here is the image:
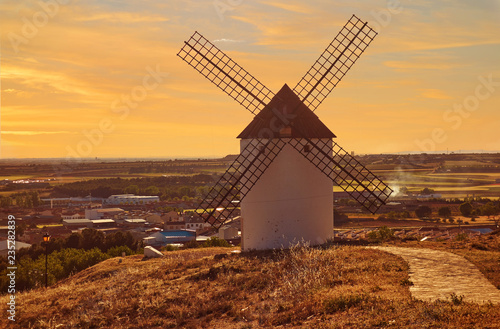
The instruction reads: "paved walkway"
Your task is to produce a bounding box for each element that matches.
[371,246,500,304]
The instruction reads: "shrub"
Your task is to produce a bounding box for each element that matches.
[202,237,231,248]
[367,226,394,242]
[184,240,200,249]
[400,278,414,286]
[323,293,370,313]
[107,245,134,257]
[163,244,179,252]
[450,293,464,305]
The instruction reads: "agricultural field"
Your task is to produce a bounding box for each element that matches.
[380,171,500,198]
[0,153,499,199]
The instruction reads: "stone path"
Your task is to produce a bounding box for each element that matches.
[371,246,500,304]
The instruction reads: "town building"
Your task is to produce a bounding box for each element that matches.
[91,219,116,229]
[0,240,31,257]
[185,216,207,232]
[163,211,186,231]
[85,208,124,220]
[122,218,147,228]
[63,218,93,229]
[144,229,196,247]
[62,212,85,220]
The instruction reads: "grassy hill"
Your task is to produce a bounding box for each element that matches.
[2,245,500,328]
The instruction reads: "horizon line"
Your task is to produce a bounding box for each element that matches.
[1,150,500,161]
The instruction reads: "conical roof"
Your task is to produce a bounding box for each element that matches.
[237,84,336,139]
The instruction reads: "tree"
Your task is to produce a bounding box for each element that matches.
[15,195,24,208]
[30,191,41,207]
[459,202,473,217]
[144,185,160,196]
[179,186,192,198]
[415,205,432,219]
[0,196,12,207]
[16,222,27,238]
[421,188,435,195]
[80,229,105,250]
[480,202,498,218]
[105,231,136,251]
[124,185,139,195]
[334,209,349,223]
[438,206,451,218]
[65,233,82,249]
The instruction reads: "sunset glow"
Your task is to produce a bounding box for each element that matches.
[1,0,499,158]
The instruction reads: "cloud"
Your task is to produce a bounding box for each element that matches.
[383,60,457,71]
[419,89,453,100]
[1,131,75,136]
[213,39,245,43]
[260,1,314,14]
[75,12,169,23]
[0,0,498,158]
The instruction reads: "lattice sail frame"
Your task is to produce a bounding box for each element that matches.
[196,138,287,229]
[288,138,392,213]
[177,32,274,115]
[294,15,377,111]
[178,15,391,228]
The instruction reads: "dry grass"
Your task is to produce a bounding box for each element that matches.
[1,245,499,328]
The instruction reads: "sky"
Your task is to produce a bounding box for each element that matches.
[1,0,499,159]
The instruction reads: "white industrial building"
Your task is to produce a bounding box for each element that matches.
[105,194,159,205]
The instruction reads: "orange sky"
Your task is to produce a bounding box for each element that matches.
[1,0,499,158]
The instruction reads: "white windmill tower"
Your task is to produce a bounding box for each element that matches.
[177,15,392,250]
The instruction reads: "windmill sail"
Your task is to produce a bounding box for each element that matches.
[197,138,287,228]
[179,15,391,230]
[289,138,392,213]
[293,15,377,112]
[177,31,274,115]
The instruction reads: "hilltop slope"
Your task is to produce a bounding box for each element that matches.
[2,246,500,328]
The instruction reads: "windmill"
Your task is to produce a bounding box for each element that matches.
[178,15,392,250]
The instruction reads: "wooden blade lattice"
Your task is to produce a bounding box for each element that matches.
[177,31,274,115]
[293,15,377,112]
[180,18,389,227]
[288,138,392,213]
[196,138,287,228]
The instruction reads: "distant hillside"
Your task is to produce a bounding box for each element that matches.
[2,245,500,328]
[220,154,238,162]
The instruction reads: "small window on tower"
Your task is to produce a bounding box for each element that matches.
[303,144,311,153]
[279,126,292,137]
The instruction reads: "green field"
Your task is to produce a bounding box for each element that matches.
[1,153,499,200]
[0,175,36,180]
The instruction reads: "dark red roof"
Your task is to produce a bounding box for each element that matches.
[237,84,335,139]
